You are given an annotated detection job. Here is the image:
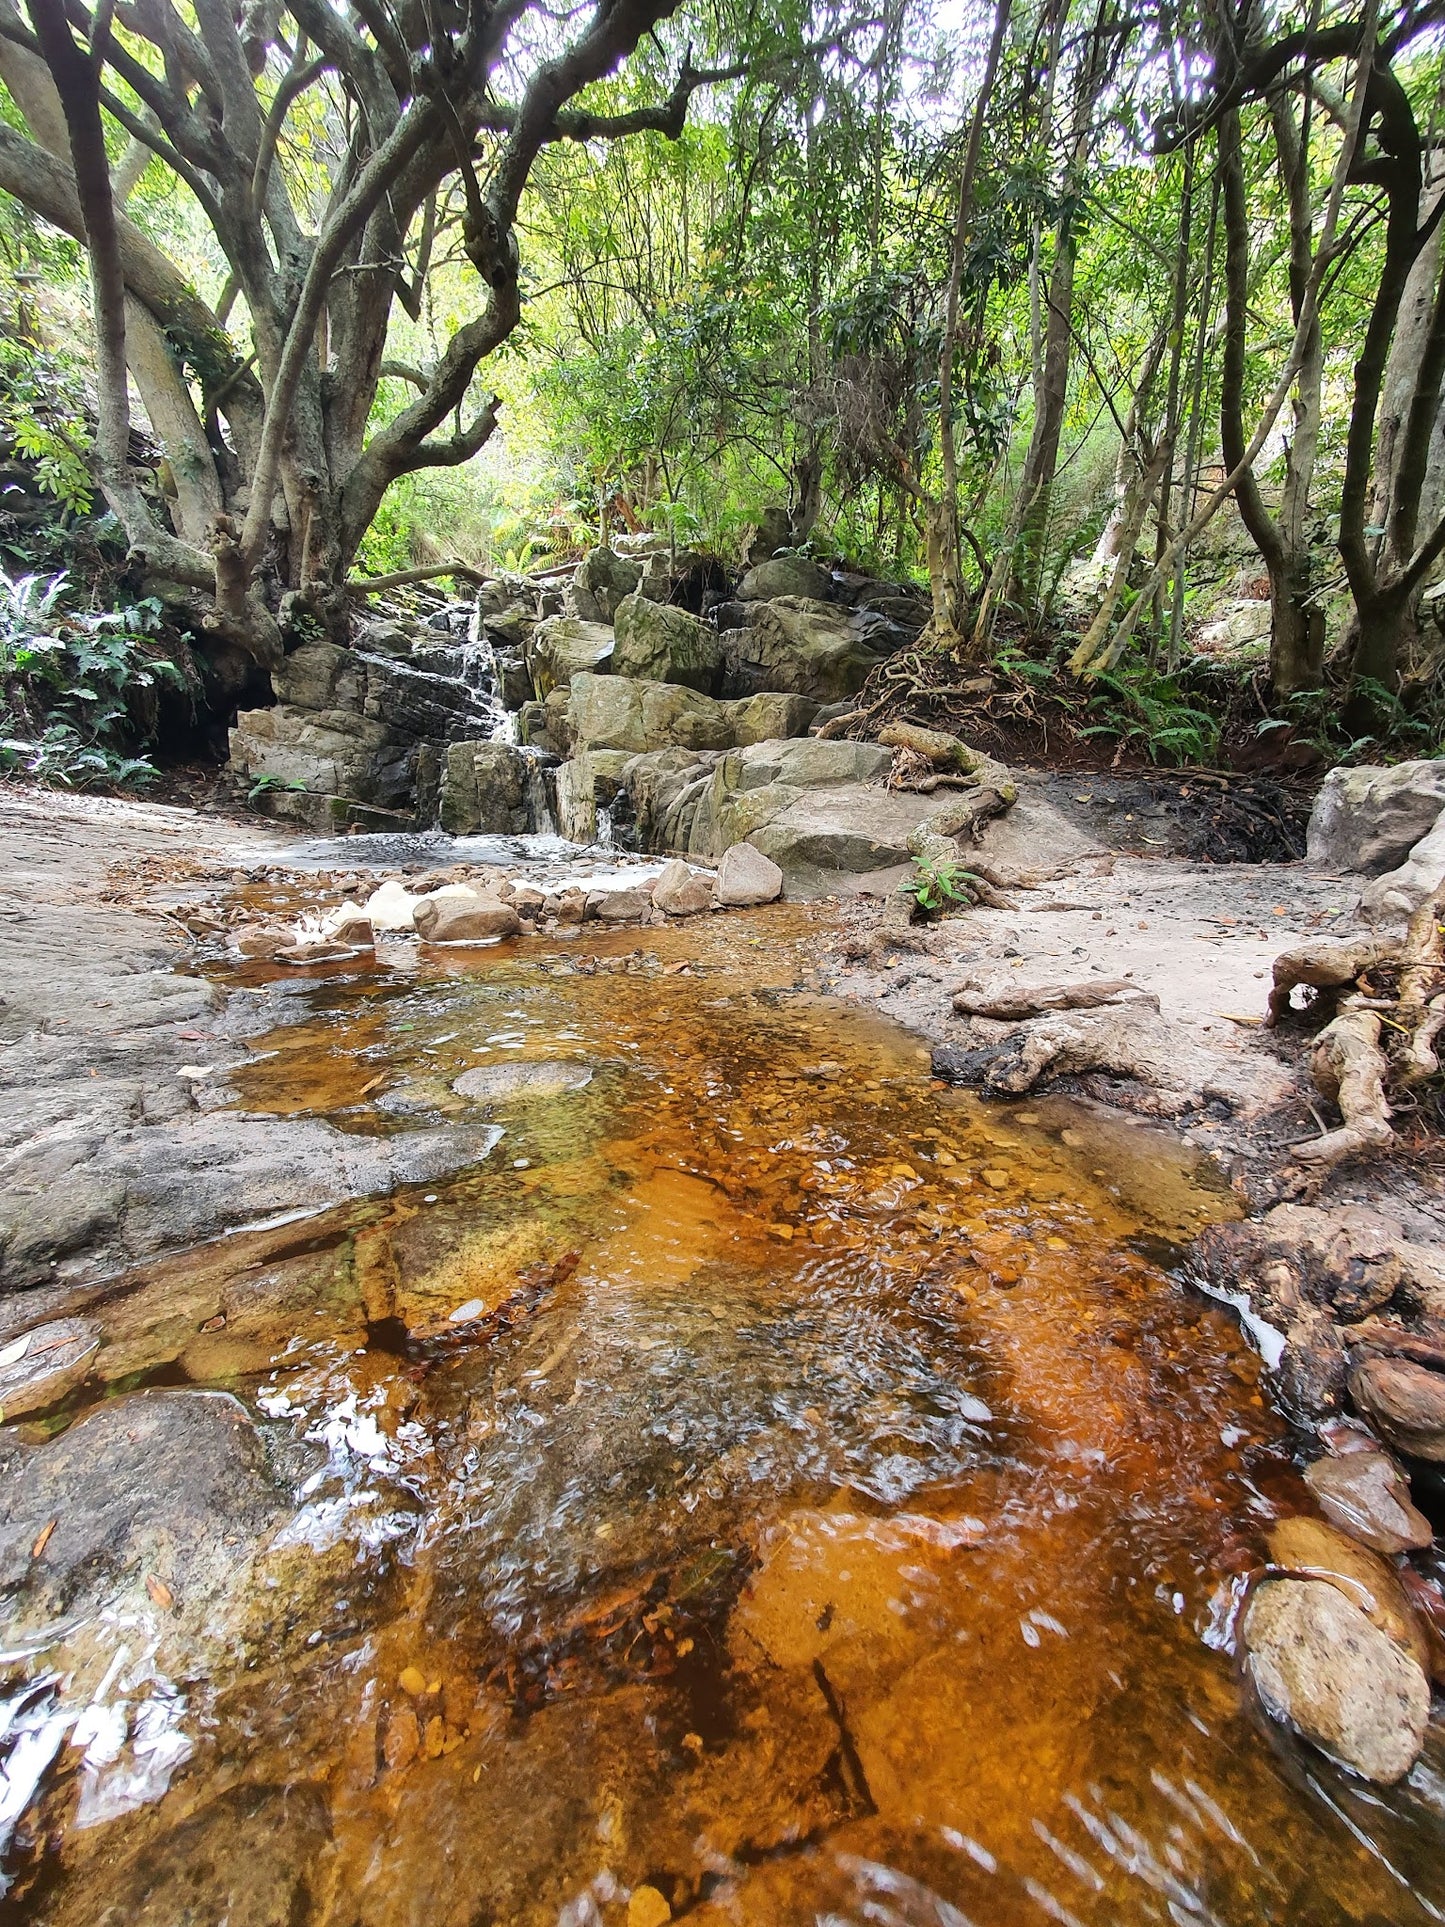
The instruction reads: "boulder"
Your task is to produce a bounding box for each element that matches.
[721,597,897,701]
[525,616,614,697]
[612,593,723,692]
[737,557,833,602]
[1243,1576,1431,1783]
[615,736,926,894]
[1304,1451,1433,1555]
[569,546,642,623]
[412,892,521,943]
[1307,761,1445,874]
[716,843,783,906]
[1361,810,1445,925]
[554,748,635,843]
[733,691,820,743]
[234,922,298,958]
[439,740,534,835]
[1351,1354,1445,1460]
[651,858,714,917]
[741,506,793,568]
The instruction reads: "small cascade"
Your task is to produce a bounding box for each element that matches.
[521,749,558,836]
[595,804,615,848]
[464,600,517,745]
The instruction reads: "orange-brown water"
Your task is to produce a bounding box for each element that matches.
[7,906,1445,1925]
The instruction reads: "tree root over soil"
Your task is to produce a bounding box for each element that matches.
[1269,881,1445,1178]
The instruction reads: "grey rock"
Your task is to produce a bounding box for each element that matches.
[612,592,723,692]
[569,546,642,623]
[1243,1576,1431,1783]
[589,887,653,922]
[1361,809,1445,925]
[0,1389,289,1623]
[721,597,898,701]
[737,557,833,602]
[1307,761,1445,874]
[526,616,615,696]
[440,740,531,835]
[716,843,784,906]
[741,506,793,567]
[0,1316,101,1418]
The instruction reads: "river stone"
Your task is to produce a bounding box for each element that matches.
[612,593,723,693]
[1350,1354,1445,1460]
[413,893,521,943]
[590,887,653,922]
[1266,1515,1427,1665]
[323,904,374,947]
[1243,1576,1431,1782]
[717,843,784,906]
[1304,1451,1433,1554]
[526,616,615,697]
[737,557,833,602]
[651,858,714,916]
[452,1062,592,1102]
[0,1317,101,1419]
[1307,761,1445,874]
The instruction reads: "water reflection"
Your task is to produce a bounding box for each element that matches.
[2,907,1442,1925]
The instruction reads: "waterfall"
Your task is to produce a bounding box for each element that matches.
[464,600,517,744]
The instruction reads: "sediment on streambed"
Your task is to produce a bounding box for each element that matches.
[1,787,1444,1926]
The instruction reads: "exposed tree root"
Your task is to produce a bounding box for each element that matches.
[1276,880,1445,1175]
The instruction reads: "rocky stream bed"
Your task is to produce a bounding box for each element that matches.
[1,779,1445,1924]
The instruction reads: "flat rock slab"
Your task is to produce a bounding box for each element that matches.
[0,1317,101,1419]
[452,1062,593,1102]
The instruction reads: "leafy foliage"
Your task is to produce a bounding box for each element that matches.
[0,570,179,788]
[907,856,981,914]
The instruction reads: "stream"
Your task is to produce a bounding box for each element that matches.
[4,902,1445,1924]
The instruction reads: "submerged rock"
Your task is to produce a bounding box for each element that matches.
[1243,1576,1430,1783]
[452,1062,592,1102]
[1304,1450,1433,1554]
[0,1316,100,1418]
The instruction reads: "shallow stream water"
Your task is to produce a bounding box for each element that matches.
[5,906,1445,1924]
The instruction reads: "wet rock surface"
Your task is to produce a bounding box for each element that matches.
[3,788,1444,1923]
[1243,1576,1431,1783]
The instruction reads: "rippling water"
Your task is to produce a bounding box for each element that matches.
[3,906,1443,1925]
